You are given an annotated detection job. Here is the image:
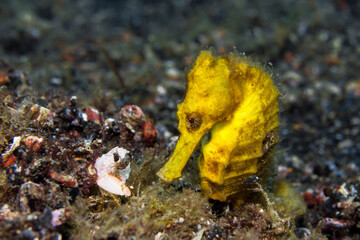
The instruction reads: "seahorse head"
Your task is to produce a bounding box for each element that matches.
[157,51,237,182]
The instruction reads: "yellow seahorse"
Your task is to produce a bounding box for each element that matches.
[157,50,279,202]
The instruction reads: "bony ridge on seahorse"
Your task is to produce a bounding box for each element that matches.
[157,50,279,202]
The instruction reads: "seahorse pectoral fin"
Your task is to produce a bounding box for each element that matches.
[157,131,203,182]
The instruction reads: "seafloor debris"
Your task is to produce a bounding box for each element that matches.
[23,135,44,152]
[29,104,54,126]
[94,146,131,196]
[48,171,77,188]
[302,183,360,238]
[120,104,158,146]
[1,136,21,163]
[0,60,30,91]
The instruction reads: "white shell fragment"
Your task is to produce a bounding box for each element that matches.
[2,136,22,159]
[94,147,131,196]
[97,175,131,196]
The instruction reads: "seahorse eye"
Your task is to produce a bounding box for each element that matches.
[186,113,202,131]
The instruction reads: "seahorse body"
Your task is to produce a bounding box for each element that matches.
[157,51,279,202]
